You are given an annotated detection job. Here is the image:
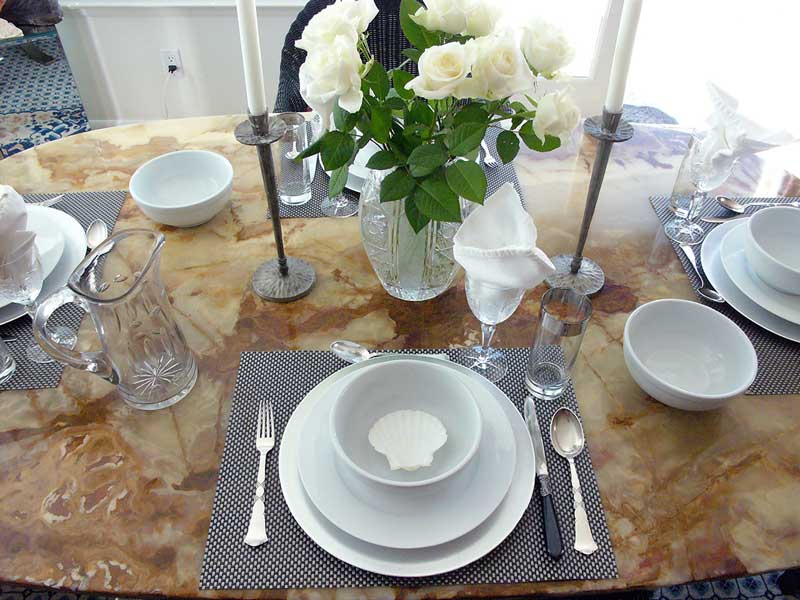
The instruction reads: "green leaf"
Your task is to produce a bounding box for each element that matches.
[446,122,487,156]
[408,99,435,127]
[445,160,487,204]
[333,104,359,132]
[519,122,561,152]
[495,130,520,164]
[320,131,355,171]
[392,69,415,100]
[384,96,407,111]
[328,165,349,197]
[365,150,397,170]
[371,106,392,143]
[415,170,461,222]
[295,136,323,161]
[357,134,373,149]
[402,48,422,63]
[453,105,489,127]
[380,169,416,202]
[404,196,430,233]
[407,142,448,177]
[399,0,436,50]
[365,62,390,100]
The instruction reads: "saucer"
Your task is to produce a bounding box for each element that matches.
[720,222,800,325]
[297,363,516,549]
[701,220,800,343]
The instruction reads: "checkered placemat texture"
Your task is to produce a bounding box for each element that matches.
[650,195,800,395]
[269,128,525,218]
[200,348,617,589]
[0,191,127,391]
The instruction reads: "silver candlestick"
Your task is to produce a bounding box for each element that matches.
[545,109,634,296]
[235,112,316,303]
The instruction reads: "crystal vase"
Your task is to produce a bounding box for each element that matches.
[359,169,465,301]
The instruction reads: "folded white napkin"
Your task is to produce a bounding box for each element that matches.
[697,82,795,174]
[0,185,35,266]
[454,183,555,289]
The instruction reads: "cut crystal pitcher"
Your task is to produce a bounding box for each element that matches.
[33,229,197,410]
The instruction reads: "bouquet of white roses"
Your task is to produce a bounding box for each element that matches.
[296,0,580,232]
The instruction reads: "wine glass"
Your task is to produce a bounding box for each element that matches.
[664,132,737,245]
[464,275,526,382]
[0,247,74,364]
[321,192,358,218]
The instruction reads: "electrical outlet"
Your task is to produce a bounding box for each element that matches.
[160,48,183,74]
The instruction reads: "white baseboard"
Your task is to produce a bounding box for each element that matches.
[89,119,146,129]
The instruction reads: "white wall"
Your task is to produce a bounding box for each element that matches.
[56,1,304,128]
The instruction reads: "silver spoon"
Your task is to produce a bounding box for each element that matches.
[678,244,725,304]
[330,340,450,364]
[86,219,109,250]
[717,195,800,214]
[550,407,598,556]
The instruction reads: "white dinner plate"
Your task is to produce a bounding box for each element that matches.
[0,206,87,326]
[297,361,516,549]
[279,354,535,577]
[720,222,800,326]
[701,220,800,343]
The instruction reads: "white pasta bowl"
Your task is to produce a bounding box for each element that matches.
[744,206,800,294]
[130,150,233,227]
[623,299,757,411]
[330,359,482,487]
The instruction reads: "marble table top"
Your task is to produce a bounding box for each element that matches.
[0,115,799,599]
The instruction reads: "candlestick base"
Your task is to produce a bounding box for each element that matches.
[252,257,316,303]
[544,254,605,297]
[583,114,634,142]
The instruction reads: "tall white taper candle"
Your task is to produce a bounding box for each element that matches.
[604,0,643,114]
[235,0,268,115]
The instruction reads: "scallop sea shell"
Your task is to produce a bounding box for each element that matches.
[368,410,448,471]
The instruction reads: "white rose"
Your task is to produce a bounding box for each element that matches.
[410,0,467,36]
[463,0,500,37]
[299,36,364,131]
[296,1,358,52]
[531,89,580,142]
[340,0,379,33]
[405,41,476,100]
[455,34,534,100]
[520,18,574,78]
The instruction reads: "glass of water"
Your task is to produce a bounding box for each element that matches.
[278,112,313,206]
[525,287,592,399]
[0,337,15,385]
[464,275,526,382]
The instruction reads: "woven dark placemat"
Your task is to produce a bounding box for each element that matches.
[0,191,127,391]
[650,195,800,395]
[200,348,617,589]
[269,128,524,219]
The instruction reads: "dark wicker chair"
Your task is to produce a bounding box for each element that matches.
[274,0,415,113]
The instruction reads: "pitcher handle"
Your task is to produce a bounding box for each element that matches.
[32,288,118,383]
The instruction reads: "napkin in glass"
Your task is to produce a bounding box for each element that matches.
[0,185,35,267]
[453,182,555,290]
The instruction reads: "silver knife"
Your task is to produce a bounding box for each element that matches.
[524,396,563,560]
[701,214,748,224]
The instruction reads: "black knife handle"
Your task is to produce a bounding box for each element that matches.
[539,475,563,560]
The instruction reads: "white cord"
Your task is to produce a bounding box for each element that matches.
[162,71,174,119]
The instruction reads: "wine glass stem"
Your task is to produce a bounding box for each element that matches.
[688,190,705,221]
[478,322,496,365]
[334,195,347,209]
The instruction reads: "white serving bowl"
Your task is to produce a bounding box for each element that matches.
[744,206,800,294]
[130,150,233,227]
[330,359,482,487]
[623,299,757,411]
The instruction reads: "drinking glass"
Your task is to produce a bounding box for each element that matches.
[0,337,15,385]
[464,275,526,382]
[0,247,68,364]
[525,288,592,399]
[278,112,313,206]
[664,132,737,245]
[321,192,358,217]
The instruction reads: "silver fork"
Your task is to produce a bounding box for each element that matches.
[244,398,274,547]
[481,140,499,169]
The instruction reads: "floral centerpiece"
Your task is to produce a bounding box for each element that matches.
[296,0,580,300]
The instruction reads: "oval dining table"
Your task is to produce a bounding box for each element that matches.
[0,115,798,599]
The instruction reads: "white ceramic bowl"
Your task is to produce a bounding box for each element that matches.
[330,359,482,487]
[744,206,800,294]
[130,150,233,227]
[623,299,757,411]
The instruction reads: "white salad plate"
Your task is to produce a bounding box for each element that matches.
[720,222,800,326]
[0,206,87,326]
[298,359,516,549]
[279,354,535,578]
[701,219,800,343]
